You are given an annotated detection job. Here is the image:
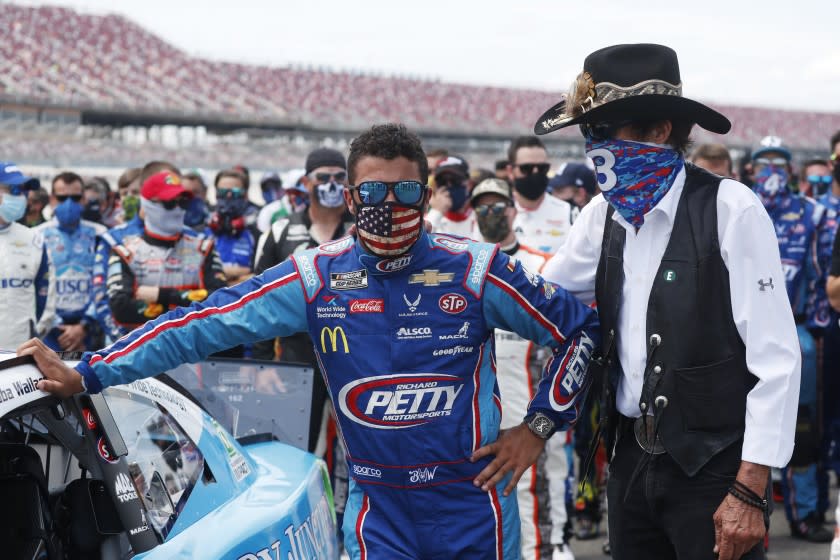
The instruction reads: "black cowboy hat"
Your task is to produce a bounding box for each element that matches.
[534,43,731,136]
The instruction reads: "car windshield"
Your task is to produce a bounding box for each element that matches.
[162,359,314,450]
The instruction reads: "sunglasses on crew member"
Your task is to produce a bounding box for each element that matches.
[156,197,191,210]
[515,163,551,176]
[579,120,635,142]
[55,194,83,203]
[753,157,788,167]
[314,171,347,183]
[474,202,510,217]
[352,181,426,206]
[807,175,832,185]
[216,187,246,199]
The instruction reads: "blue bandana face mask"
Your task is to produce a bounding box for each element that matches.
[753,165,789,211]
[586,137,683,227]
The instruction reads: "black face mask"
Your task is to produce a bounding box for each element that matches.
[514,174,548,201]
[834,162,840,185]
[476,213,510,243]
[81,200,102,222]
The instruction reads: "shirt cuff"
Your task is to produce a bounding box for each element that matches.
[75,360,103,394]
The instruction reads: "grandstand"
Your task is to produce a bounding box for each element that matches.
[0,3,839,171]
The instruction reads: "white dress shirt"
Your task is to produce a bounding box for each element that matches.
[541,166,800,468]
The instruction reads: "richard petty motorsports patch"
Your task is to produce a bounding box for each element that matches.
[338,373,464,429]
[330,269,368,290]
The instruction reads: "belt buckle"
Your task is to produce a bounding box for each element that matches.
[633,416,665,455]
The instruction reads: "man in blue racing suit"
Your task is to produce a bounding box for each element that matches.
[752,136,834,542]
[19,124,600,559]
[34,172,106,351]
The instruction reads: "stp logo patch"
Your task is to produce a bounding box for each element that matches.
[97,437,117,463]
[338,373,464,429]
[438,293,467,314]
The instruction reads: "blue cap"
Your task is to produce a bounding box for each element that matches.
[0,162,39,194]
[549,163,597,195]
[751,136,791,162]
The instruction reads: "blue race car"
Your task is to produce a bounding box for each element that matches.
[0,352,338,560]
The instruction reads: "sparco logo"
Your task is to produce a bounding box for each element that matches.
[338,373,464,429]
[438,293,467,314]
[353,464,382,478]
[470,248,490,285]
[350,299,384,313]
[375,254,412,272]
[114,472,138,503]
[298,255,318,289]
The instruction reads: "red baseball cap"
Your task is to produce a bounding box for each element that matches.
[141,171,193,201]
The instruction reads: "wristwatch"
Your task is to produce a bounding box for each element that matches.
[524,412,556,440]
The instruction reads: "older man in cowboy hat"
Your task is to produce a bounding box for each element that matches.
[539,44,800,560]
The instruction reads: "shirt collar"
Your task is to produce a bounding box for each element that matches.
[611,164,686,229]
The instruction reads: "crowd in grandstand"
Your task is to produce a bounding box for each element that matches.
[3,122,840,558]
[2,3,840,167]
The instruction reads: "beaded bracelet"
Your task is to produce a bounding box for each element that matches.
[727,486,768,513]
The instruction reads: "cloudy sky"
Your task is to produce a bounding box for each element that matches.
[20,0,840,112]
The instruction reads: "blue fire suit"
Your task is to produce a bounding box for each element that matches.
[34,219,105,350]
[75,231,600,559]
[764,191,833,524]
[818,192,840,512]
[92,215,144,343]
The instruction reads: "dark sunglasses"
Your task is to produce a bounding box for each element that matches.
[315,171,347,183]
[579,120,634,142]
[807,175,832,185]
[157,197,191,210]
[515,163,551,176]
[352,181,426,206]
[55,194,83,203]
[474,201,510,217]
[217,187,246,199]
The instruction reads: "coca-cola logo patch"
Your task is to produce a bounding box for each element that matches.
[338,373,464,429]
[350,299,384,313]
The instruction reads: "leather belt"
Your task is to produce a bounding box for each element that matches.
[633,416,665,455]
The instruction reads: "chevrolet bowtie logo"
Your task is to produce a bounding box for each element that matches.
[408,270,455,286]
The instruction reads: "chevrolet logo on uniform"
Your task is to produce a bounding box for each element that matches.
[320,326,349,353]
[408,270,455,286]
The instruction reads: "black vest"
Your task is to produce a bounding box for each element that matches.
[595,164,758,476]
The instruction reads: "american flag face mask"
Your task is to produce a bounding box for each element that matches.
[355,202,423,257]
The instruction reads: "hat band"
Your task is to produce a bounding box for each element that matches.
[539,78,683,132]
[593,79,682,106]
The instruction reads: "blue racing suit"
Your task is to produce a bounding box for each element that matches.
[92,215,144,343]
[765,191,833,524]
[34,219,105,350]
[75,231,600,559]
[818,191,840,512]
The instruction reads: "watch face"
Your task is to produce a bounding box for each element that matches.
[532,415,552,436]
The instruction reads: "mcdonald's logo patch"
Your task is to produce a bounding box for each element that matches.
[320,326,349,353]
